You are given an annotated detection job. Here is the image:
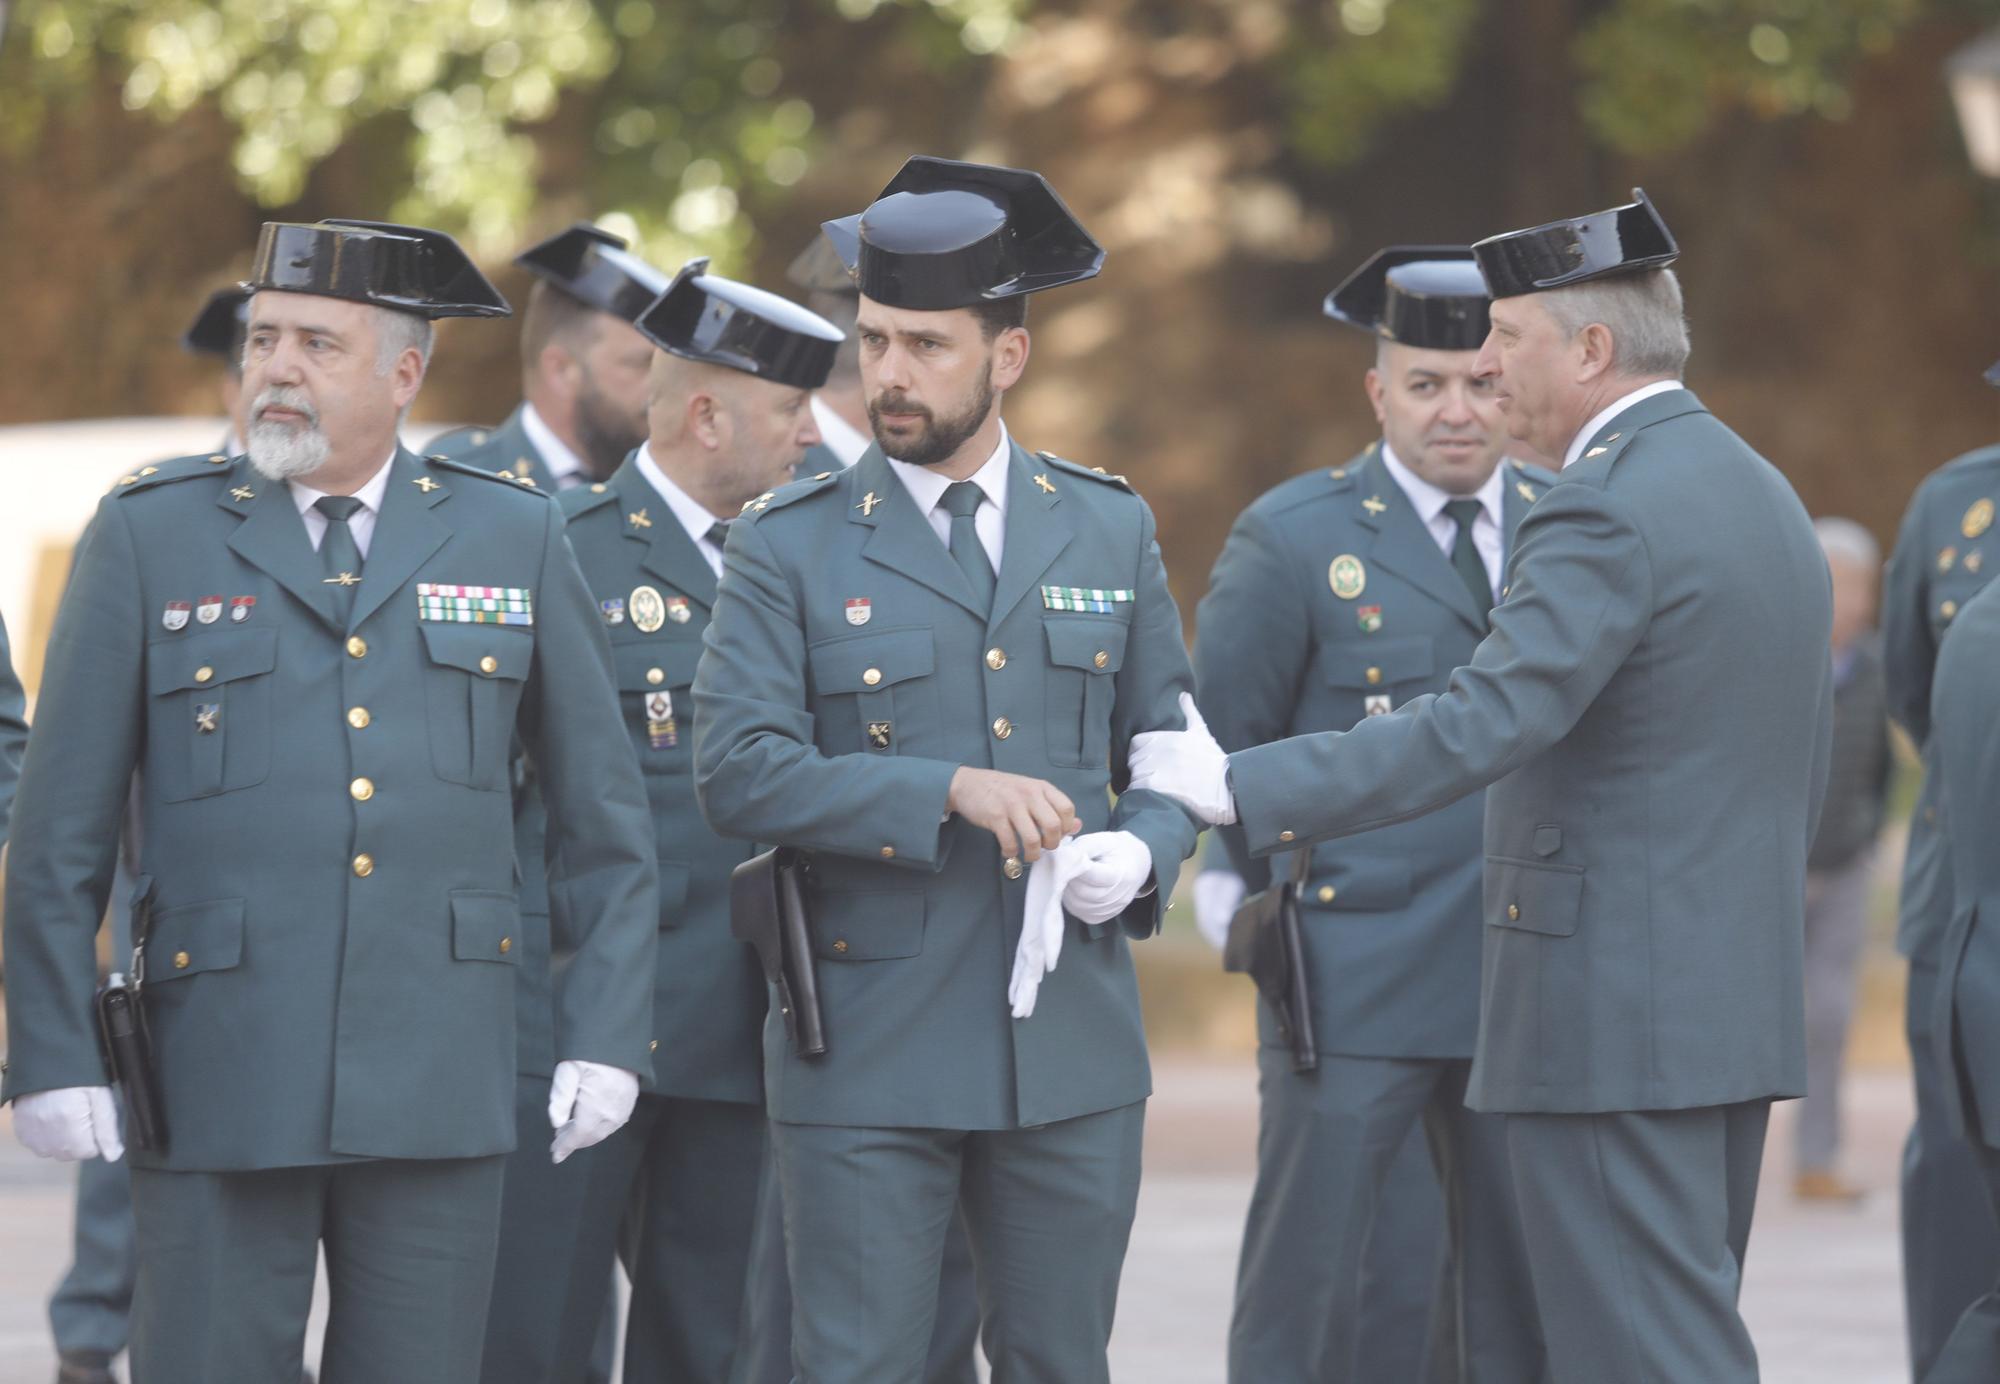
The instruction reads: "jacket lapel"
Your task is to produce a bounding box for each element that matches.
[847,446,987,620]
[988,444,1073,630]
[347,450,453,633]
[221,459,343,633]
[1351,448,1487,637]
[613,459,719,609]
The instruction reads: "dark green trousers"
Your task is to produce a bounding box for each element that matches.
[771,1103,1144,1384]
[130,1154,505,1384]
[1924,1138,2000,1382]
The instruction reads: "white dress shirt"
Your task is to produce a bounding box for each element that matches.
[290,452,396,558]
[809,396,871,469]
[1379,441,1508,598]
[519,401,589,490]
[637,445,731,578]
[886,421,1011,573]
[1562,380,1684,471]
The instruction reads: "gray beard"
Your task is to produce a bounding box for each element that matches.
[246,418,331,481]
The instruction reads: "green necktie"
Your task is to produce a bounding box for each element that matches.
[1442,498,1492,622]
[940,481,995,612]
[316,495,365,625]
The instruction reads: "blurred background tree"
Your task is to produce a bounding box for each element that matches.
[1,0,1996,598]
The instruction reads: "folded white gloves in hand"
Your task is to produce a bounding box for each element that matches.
[1128,693,1237,826]
[1192,869,1247,952]
[548,1059,640,1164]
[1011,832,1153,1018]
[14,1086,124,1162]
[1062,831,1153,926]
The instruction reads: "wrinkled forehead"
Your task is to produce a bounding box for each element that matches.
[247,289,380,341]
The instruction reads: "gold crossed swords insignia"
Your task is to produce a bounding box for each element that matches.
[1034,474,1057,494]
[230,486,255,502]
[323,571,361,587]
[856,492,881,516]
[628,508,652,529]
[1363,496,1388,515]
[413,476,440,493]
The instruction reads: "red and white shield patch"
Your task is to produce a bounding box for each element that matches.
[195,594,223,625]
[845,598,871,627]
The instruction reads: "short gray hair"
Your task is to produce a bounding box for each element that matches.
[1539,268,1690,379]
[1814,516,1881,571]
[373,307,435,377]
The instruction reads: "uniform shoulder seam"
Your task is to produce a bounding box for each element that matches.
[426,453,553,497]
[1035,450,1133,492]
[110,451,235,496]
[741,468,842,521]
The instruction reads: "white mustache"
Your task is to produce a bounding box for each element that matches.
[252,387,319,428]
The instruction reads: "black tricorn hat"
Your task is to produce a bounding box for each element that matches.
[787,234,858,297]
[820,155,1103,310]
[515,222,668,324]
[183,286,252,357]
[1324,247,1490,351]
[636,258,844,392]
[1472,189,1679,300]
[245,219,511,319]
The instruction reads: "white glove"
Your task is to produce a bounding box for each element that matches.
[1011,837,1094,1019]
[1128,693,1237,825]
[548,1059,640,1164]
[1061,831,1154,926]
[1192,869,1247,952]
[13,1086,124,1162]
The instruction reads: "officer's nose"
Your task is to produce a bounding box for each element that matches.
[797,410,823,450]
[1470,332,1501,386]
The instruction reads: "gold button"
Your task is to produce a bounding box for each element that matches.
[352,853,375,877]
[833,939,848,953]
[194,665,214,684]
[173,950,190,969]
[1317,886,1336,904]
[649,1039,659,1051]
[992,717,1012,740]
[1508,903,1521,921]
[350,777,374,801]
[862,667,883,687]
[1943,600,1959,619]
[499,937,511,954]
[1279,830,1295,843]
[347,636,368,659]
[1093,651,1109,669]
[1365,667,1383,686]
[479,655,498,675]
[1004,856,1024,880]
[986,648,1007,671]
[591,483,608,493]
[139,466,159,477]
[647,667,665,686]
[347,706,371,729]
[879,845,896,859]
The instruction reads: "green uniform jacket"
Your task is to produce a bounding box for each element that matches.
[693,442,1200,1130]
[0,448,658,1171]
[0,611,27,851]
[1882,444,2000,961]
[1195,447,1553,1059]
[553,461,765,1103]
[1226,390,1833,1115]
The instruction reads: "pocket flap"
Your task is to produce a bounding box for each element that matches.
[147,897,245,982]
[148,629,277,694]
[813,888,926,960]
[420,624,533,681]
[1044,616,1130,674]
[1486,858,1584,937]
[451,889,523,964]
[615,639,704,693]
[1319,635,1435,691]
[656,860,692,930]
[1300,855,1413,912]
[807,628,934,694]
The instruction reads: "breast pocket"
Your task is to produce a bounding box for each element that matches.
[1044,616,1129,768]
[614,639,704,774]
[807,626,940,759]
[420,624,533,790]
[147,630,277,802]
[1317,634,1435,723]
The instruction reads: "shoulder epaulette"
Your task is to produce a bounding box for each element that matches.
[558,480,621,520]
[111,451,234,496]
[425,453,553,497]
[740,468,842,521]
[426,424,493,457]
[1034,449,1132,491]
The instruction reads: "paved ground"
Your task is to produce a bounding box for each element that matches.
[0,1055,1921,1383]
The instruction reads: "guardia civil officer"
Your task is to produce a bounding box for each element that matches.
[1199,249,1548,1384]
[432,222,664,487]
[693,157,1202,1384]
[1,219,659,1384]
[1923,562,2000,1381]
[469,222,674,1384]
[1882,357,2000,1378]
[1132,192,1833,1383]
[503,261,838,1383]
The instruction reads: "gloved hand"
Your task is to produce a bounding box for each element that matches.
[1011,837,1094,1019]
[13,1086,124,1162]
[548,1060,640,1164]
[1061,831,1154,926]
[1192,869,1247,952]
[1128,693,1237,825]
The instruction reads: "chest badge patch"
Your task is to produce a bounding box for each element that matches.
[868,720,893,749]
[1968,551,1986,574]
[230,596,256,623]
[196,595,223,625]
[1329,555,1367,601]
[1364,694,1392,718]
[1964,499,1994,540]
[1357,604,1383,634]
[630,585,667,634]
[162,601,191,632]
[1040,586,1136,613]
[666,595,692,624]
[846,598,872,627]
[194,703,220,734]
[601,599,626,625]
[645,690,678,749]
[416,584,535,626]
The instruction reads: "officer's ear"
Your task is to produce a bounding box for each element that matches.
[988,325,1030,394]
[686,389,727,451]
[1362,367,1388,427]
[1572,321,1617,386]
